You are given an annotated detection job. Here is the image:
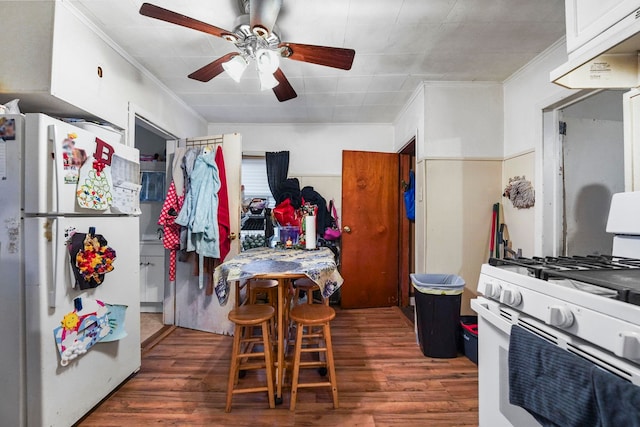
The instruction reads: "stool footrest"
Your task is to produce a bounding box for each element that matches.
[237,361,268,370]
[296,381,332,389]
[239,337,263,344]
[232,386,271,394]
[299,361,326,368]
[238,350,266,358]
[301,347,327,354]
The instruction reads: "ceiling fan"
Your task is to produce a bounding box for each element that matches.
[139,0,356,102]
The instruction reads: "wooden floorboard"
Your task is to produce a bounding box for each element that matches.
[77,306,478,426]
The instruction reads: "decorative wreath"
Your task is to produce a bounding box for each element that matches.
[503,176,535,209]
[76,233,116,284]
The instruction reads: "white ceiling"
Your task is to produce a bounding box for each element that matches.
[69,0,566,124]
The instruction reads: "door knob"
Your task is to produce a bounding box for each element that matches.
[229,232,237,240]
[343,226,351,233]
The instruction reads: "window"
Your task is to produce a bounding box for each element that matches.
[241,156,275,207]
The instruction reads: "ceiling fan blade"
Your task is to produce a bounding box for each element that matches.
[272,68,297,102]
[279,43,355,70]
[188,53,239,82]
[139,3,233,39]
[250,0,282,36]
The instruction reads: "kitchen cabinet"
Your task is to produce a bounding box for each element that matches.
[140,242,165,310]
[564,0,640,55]
[552,1,640,88]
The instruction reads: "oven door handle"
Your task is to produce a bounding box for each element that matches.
[471,297,513,335]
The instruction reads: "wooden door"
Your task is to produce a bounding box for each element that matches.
[340,150,400,308]
[164,134,242,335]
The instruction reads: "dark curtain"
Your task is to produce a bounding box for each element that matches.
[266,151,289,202]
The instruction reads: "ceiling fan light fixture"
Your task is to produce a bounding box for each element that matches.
[256,48,279,74]
[222,55,248,82]
[252,25,269,38]
[259,70,280,91]
[222,33,238,43]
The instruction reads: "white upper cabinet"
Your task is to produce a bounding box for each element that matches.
[551,1,640,88]
[565,0,640,56]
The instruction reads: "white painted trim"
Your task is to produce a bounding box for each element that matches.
[504,37,568,85]
[393,82,425,126]
[504,149,535,161]
[420,156,504,162]
[214,122,394,128]
[291,174,342,178]
[423,81,503,87]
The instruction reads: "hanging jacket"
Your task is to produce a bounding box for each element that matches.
[301,186,330,232]
[277,177,302,208]
[175,149,221,288]
[179,147,201,251]
[157,181,184,281]
[404,170,415,221]
[215,146,231,262]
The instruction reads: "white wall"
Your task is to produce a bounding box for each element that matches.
[394,84,425,153]
[424,82,504,158]
[207,123,394,216]
[502,152,536,257]
[207,123,395,176]
[0,1,207,141]
[53,3,207,139]
[503,39,577,255]
[394,85,426,279]
[393,81,503,312]
[504,40,576,157]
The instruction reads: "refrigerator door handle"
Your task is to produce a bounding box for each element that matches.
[49,217,59,308]
[49,125,60,214]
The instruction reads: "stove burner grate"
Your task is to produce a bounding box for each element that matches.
[489,255,640,305]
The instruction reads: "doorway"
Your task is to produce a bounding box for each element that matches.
[133,117,174,342]
[339,140,416,309]
[542,90,625,256]
[399,138,416,307]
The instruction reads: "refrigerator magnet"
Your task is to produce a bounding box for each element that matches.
[53,297,111,366]
[61,133,87,184]
[68,229,116,289]
[76,138,115,210]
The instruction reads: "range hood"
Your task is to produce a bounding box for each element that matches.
[551,9,640,89]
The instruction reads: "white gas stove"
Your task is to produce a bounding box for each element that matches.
[472,191,640,427]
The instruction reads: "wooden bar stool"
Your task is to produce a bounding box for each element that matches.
[226,304,276,412]
[291,277,326,305]
[248,279,279,307]
[288,304,338,411]
[248,279,279,341]
[287,277,328,349]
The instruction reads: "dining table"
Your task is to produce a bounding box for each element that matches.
[213,246,343,403]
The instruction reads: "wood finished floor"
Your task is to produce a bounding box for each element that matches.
[78,306,478,426]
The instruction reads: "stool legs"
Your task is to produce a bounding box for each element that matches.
[289,319,338,411]
[226,313,275,412]
[323,322,339,408]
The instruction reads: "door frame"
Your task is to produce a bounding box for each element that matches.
[540,89,624,256]
[398,138,415,307]
[128,108,178,326]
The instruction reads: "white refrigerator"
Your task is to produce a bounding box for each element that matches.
[0,113,142,426]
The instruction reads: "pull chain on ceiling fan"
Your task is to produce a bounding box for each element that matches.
[139,1,356,102]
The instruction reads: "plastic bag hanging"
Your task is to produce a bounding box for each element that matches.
[403,170,415,221]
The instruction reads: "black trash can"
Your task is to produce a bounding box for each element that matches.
[410,273,465,358]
